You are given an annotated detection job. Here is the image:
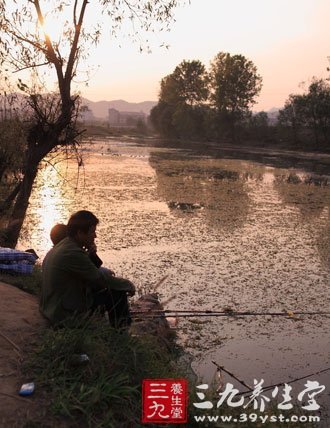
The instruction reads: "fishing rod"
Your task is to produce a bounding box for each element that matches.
[131,310,330,319]
[162,309,330,315]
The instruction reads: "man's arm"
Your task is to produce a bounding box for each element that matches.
[99,270,136,296]
[64,246,135,296]
[64,248,108,292]
[89,251,103,269]
[84,243,103,268]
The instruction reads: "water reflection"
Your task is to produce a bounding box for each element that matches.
[18,162,75,252]
[19,143,329,274]
[159,140,330,176]
[276,172,329,187]
[149,152,252,232]
[274,176,330,269]
[149,150,329,238]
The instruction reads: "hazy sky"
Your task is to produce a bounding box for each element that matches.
[71,1,329,110]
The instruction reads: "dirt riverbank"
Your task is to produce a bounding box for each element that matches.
[0,282,45,427]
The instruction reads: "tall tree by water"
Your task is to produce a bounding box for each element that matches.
[0,0,184,248]
[209,52,262,139]
[151,59,209,138]
[160,60,209,106]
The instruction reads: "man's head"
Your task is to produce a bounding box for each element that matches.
[67,210,99,248]
[50,223,68,245]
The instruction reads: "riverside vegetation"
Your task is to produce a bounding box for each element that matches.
[150,56,330,152]
[0,269,188,427]
[0,269,321,427]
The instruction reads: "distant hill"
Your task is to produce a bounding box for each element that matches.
[81,98,157,119]
[82,100,282,122]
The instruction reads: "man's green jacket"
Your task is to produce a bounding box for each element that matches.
[40,237,124,325]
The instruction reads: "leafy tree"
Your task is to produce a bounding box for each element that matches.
[302,79,330,143]
[150,100,177,137]
[0,119,25,193]
[159,75,181,106]
[151,59,209,138]
[278,94,302,143]
[245,111,270,141]
[279,79,330,145]
[209,52,262,139]
[0,0,184,247]
[160,60,209,106]
[250,111,268,128]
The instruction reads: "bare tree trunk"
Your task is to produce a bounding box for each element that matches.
[3,163,38,248]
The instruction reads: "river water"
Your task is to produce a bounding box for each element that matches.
[18,137,330,421]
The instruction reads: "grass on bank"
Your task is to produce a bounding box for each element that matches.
[24,314,196,428]
[23,315,321,428]
[0,267,186,426]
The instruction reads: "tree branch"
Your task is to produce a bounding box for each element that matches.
[5,28,47,55]
[73,0,78,26]
[32,0,65,94]
[65,0,89,84]
[13,61,50,73]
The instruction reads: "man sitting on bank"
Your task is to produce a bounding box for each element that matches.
[40,210,135,328]
[50,223,106,270]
